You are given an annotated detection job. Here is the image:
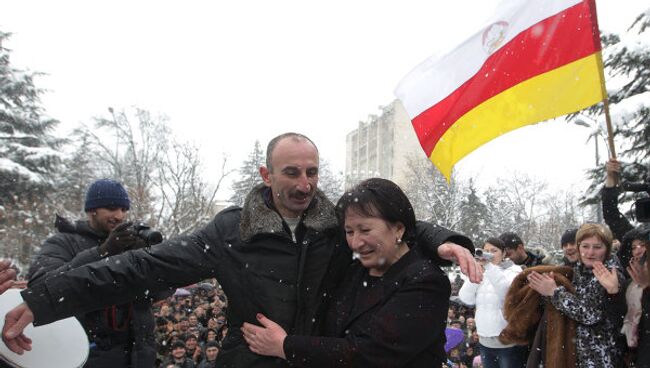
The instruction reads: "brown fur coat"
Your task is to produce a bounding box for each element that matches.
[499,265,577,368]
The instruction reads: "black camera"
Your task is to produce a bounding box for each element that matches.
[133,222,163,245]
[622,176,650,222]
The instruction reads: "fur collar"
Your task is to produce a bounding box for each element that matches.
[239,183,338,242]
[55,214,106,240]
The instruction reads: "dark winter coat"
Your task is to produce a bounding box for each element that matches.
[602,187,634,242]
[561,257,577,267]
[23,184,472,368]
[196,359,218,368]
[283,247,450,367]
[522,250,546,268]
[160,357,195,368]
[27,215,160,368]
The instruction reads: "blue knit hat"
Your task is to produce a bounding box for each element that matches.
[84,179,130,212]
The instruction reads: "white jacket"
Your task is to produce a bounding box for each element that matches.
[458,261,522,337]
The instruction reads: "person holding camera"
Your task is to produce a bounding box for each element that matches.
[459,238,526,368]
[26,179,166,368]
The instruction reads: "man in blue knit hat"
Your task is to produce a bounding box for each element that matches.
[82,178,131,234]
[24,179,161,368]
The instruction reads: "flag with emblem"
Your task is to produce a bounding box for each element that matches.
[394,0,606,180]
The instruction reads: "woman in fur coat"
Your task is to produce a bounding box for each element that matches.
[528,223,626,368]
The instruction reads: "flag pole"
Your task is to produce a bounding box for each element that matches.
[602,98,617,159]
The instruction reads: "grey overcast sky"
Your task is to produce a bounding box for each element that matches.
[2,0,647,196]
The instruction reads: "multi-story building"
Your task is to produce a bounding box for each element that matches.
[345,100,426,189]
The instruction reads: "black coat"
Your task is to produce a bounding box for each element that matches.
[27,215,160,368]
[284,247,450,367]
[602,186,634,242]
[160,357,195,368]
[24,185,472,368]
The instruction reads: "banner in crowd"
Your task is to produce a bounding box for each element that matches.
[394,0,606,180]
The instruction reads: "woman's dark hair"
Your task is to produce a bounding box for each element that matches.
[336,178,416,245]
[484,237,505,251]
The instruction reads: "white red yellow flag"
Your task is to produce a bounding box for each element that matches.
[395,0,606,180]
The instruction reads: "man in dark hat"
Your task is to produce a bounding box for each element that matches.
[560,228,579,266]
[25,179,161,368]
[161,340,196,368]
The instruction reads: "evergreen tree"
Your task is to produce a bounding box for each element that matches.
[229,140,265,206]
[0,30,65,265]
[0,30,64,204]
[51,133,98,218]
[579,10,650,217]
[457,179,490,246]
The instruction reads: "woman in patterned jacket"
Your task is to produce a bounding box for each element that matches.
[527,223,626,368]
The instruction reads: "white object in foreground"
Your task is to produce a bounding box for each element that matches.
[0,289,88,368]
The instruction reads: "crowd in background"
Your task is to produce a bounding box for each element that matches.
[152,283,228,368]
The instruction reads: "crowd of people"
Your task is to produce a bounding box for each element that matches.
[440,158,650,368]
[0,130,648,368]
[151,285,229,368]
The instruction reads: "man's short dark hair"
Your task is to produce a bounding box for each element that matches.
[171,340,186,350]
[156,316,168,326]
[265,133,318,172]
[499,232,523,249]
[205,341,220,349]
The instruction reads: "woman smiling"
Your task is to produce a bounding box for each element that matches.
[527,223,626,367]
[240,178,469,367]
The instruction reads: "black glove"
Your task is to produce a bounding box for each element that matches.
[99,222,147,257]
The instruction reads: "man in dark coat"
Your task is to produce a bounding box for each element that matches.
[26,179,163,368]
[197,341,220,368]
[2,133,480,368]
[560,228,579,266]
[161,341,196,368]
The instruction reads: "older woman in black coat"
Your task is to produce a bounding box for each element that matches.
[241,178,463,367]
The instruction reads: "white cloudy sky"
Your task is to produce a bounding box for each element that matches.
[2,0,647,195]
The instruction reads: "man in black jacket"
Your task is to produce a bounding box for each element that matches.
[26,179,161,368]
[2,132,481,367]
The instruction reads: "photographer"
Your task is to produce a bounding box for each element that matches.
[26,179,166,368]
